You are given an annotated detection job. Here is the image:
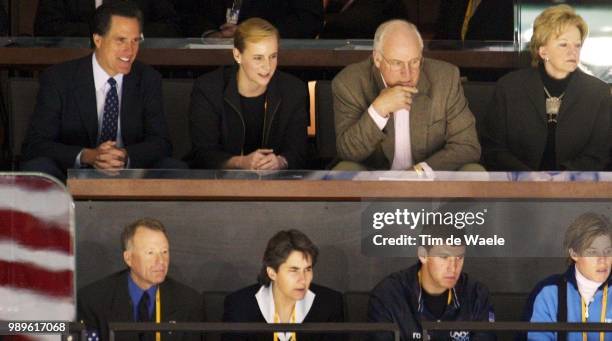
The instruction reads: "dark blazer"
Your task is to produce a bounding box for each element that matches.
[77,270,205,341]
[222,283,345,341]
[34,0,182,37]
[435,0,514,41]
[189,66,308,169]
[204,0,324,38]
[482,67,610,171]
[21,54,172,170]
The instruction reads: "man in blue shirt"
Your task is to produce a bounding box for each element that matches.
[77,218,204,341]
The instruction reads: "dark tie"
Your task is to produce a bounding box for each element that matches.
[138,292,152,341]
[138,292,150,322]
[99,77,119,144]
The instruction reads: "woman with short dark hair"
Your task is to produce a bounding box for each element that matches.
[222,229,344,341]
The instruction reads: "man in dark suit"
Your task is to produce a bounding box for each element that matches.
[35,0,182,37]
[22,1,182,181]
[78,218,204,341]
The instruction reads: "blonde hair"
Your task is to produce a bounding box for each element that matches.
[529,4,588,67]
[234,17,280,53]
[563,213,611,263]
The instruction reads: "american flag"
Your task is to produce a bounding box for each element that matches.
[0,174,76,341]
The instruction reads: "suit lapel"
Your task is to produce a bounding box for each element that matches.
[160,281,179,321]
[523,68,547,127]
[409,67,432,163]
[110,271,135,322]
[369,61,396,165]
[74,55,99,146]
[120,70,139,144]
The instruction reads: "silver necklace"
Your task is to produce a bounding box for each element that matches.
[543,86,564,123]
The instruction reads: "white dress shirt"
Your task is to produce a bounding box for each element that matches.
[255,284,315,341]
[74,53,125,167]
[367,73,432,173]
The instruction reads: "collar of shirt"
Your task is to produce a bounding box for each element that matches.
[92,53,124,95]
[127,273,158,321]
[254,283,315,340]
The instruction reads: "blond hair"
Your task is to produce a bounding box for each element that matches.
[234,17,279,53]
[529,4,588,67]
[563,213,611,263]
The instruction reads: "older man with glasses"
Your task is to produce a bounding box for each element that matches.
[332,19,482,172]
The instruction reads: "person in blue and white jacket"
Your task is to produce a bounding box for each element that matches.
[525,213,612,341]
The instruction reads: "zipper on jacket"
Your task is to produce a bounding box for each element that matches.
[262,99,282,147]
[224,98,247,155]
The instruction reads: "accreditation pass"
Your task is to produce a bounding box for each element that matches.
[0,321,69,334]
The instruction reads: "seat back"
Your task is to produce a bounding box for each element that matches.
[161,79,194,160]
[314,80,337,162]
[7,77,39,167]
[462,81,496,139]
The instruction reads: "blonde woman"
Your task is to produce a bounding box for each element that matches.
[483,5,610,171]
[189,18,308,170]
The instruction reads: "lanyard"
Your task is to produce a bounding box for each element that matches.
[418,270,452,305]
[273,308,296,341]
[156,288,161,341]
[581,285,608,341]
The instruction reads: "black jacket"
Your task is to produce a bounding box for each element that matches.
[368,263,495,341]
[482,67,610,171]
[222,283,345,341]
[204,0,324,38]
[77,270,205,341]
[21,54,172,170]
[34,0,182,37]
[189,66,308,169]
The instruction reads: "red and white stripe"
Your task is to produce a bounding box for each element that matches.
[0,175,75,341]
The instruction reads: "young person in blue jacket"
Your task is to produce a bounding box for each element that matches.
[525,213,612,341]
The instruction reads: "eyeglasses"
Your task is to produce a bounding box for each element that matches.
[377,51,422,72]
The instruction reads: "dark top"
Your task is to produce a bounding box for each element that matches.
[423,289,449,319]
[34,0,182,37]
[189,66,308,169]
[482,66,610,171]
[21,54,172,170]
[367,263,494,341]
[240,93,266,155]
[538,63,574,171]
[77,270,204,341]
[204,0,324,38]
[222,283,345,341]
